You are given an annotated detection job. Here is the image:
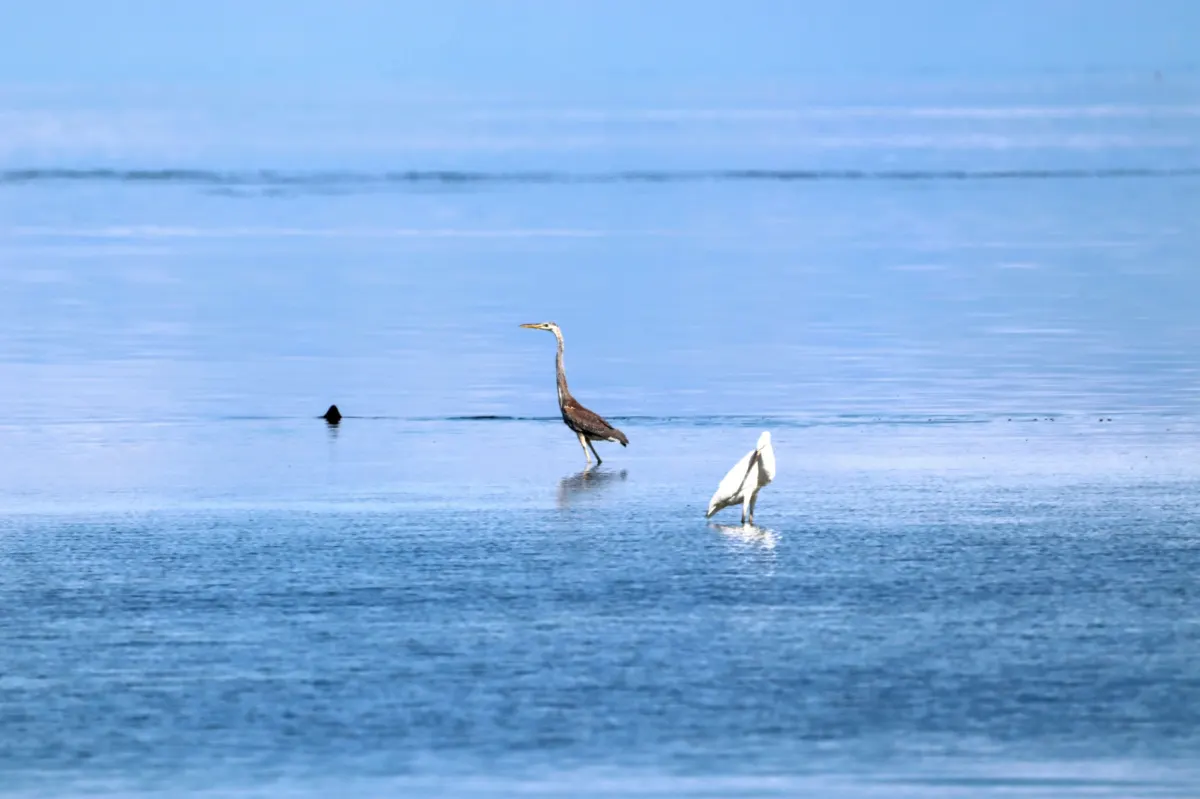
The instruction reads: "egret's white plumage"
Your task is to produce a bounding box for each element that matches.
[705,431,776,525]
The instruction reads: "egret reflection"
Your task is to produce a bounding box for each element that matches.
[709,522,779,550]
[557,467,628,508]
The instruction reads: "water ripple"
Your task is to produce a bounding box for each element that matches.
[4,167,1200,190]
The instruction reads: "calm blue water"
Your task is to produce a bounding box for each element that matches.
[2,78,1200,797]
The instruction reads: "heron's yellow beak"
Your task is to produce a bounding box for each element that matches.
[519,323,541,329]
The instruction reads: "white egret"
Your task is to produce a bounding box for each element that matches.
[705,431,776,525]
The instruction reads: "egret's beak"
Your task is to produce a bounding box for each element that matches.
[519,323,538,329]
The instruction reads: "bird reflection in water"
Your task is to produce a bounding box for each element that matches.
[557,468,628,508]
[709,522,779,550]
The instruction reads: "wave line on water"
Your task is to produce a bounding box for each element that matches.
[11,412,1185,430]
[4,166,1200,189]
[417,413,998,428]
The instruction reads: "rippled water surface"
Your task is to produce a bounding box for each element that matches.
[2,79,1200,797]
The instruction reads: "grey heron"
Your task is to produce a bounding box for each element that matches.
[520,321,628,466]
[706,431,776,525]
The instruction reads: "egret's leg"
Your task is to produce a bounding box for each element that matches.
[743,491,754,526]
[576,431,592,465]
[747,490,759,526]
[586,438,603,466]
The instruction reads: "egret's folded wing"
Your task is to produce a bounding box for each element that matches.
[742,450,763,495]
[706,449,758,516]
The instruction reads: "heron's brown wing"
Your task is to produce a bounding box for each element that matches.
[563,398,629,445]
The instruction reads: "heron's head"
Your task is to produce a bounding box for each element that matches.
[756,431,772,451]
[520,321,560,335]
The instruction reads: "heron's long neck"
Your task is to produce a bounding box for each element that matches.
[554,332,570,405]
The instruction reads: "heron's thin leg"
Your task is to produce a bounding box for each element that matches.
[586,438,603,466]
[576,431,592,465]
[747,490,759,526]
[743,491,754,526]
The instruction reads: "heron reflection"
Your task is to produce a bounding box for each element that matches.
[557,468,628,508]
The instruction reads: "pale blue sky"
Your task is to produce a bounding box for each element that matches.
[0,0,1196,87]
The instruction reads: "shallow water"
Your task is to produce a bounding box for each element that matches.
[2,78,1200,797]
